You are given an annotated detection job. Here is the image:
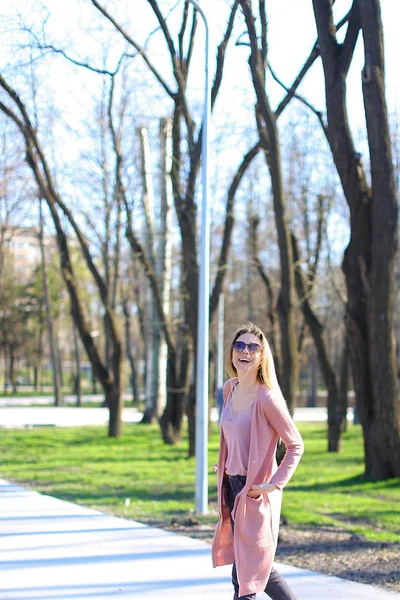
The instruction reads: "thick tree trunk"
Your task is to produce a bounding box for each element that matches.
[160,342,190,444]
[358,0,400,477]
[107,382,123,437]
[313,0,400,477]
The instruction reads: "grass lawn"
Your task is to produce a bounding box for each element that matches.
[0,422,399,543]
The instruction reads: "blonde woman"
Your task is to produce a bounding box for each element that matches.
[212,322,304,600]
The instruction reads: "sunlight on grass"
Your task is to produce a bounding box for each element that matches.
[0,422,399,542]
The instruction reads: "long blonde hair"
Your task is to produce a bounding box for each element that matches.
[226,322,280,390]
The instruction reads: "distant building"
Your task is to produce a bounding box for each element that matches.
[0,226,54,284]
[7,227,42,280]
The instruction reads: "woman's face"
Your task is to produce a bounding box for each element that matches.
[231,332,262,377]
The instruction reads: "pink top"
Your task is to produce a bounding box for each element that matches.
[212,378,304,598]
[220,386,254,476]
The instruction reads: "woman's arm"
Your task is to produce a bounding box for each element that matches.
[263,389,304,490]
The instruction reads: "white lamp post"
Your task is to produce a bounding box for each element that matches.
[188,0,211,515]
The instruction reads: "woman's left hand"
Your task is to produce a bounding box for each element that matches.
[247,482,277,498]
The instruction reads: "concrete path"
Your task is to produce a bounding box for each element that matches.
[0,405,353,428]
[0,479,397,600]
[0,406,142,428]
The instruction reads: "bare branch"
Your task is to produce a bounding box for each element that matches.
[310,194,324,285]
[145,1,195,145]
[147,0,177,60]
[339,0,361,76]
[274,43,320,118]
[211,1,240,110]
[269,64,329,139]
[0,99,25,134]
[105,72,175,352]
[178,0,190,69]
[91,0,176,98]
[274,9,353,119]
[185,7,198,75]
[23,32,120,76]
[192,1,240,170]
[259,0,267,67]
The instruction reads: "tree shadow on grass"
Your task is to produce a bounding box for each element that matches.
[289,473,400,493]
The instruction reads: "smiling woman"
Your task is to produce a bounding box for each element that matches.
[212,322,304,600]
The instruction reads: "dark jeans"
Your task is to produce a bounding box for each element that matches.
[227,475,297,600]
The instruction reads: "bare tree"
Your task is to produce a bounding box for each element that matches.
[237,0,312,411]
[291,231,348,452]
[89,0,267,453]
[312,0,400,478]
[0,74,124,437]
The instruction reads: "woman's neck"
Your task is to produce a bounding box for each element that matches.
[236,374,259,393]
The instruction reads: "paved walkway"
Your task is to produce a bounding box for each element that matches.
[0,479,397,599]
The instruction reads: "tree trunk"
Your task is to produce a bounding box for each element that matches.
[138,126,160,424]
[159,341,190,444]
[240,0,299,412]
[292,233,343,452]
[251,216,282,382]
[359,0,400,477]
[3,346,8,394]
[34,301,44,391]
[313,0,400,477]
[106,324,123,437]
[9,345,16,393]
[107,382,123,437]
[39,200,63,407]
[72,321,82,407]
[268,143,299,414]
[157,117,173,418]
[187,379,196,458]
[308,351,317,409]
[339,334,349,434]
[122,299,138,405]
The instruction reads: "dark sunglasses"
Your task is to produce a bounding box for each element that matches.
[232,341,262,353]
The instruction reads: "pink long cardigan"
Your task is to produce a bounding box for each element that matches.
[211,378,304,597]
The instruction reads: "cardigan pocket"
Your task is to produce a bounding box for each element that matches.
[241,494,272,546]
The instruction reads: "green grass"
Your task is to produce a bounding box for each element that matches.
[0,422,399,542]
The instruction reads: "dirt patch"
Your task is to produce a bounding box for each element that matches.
[144,517,400,593]
[276,524,400,593]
